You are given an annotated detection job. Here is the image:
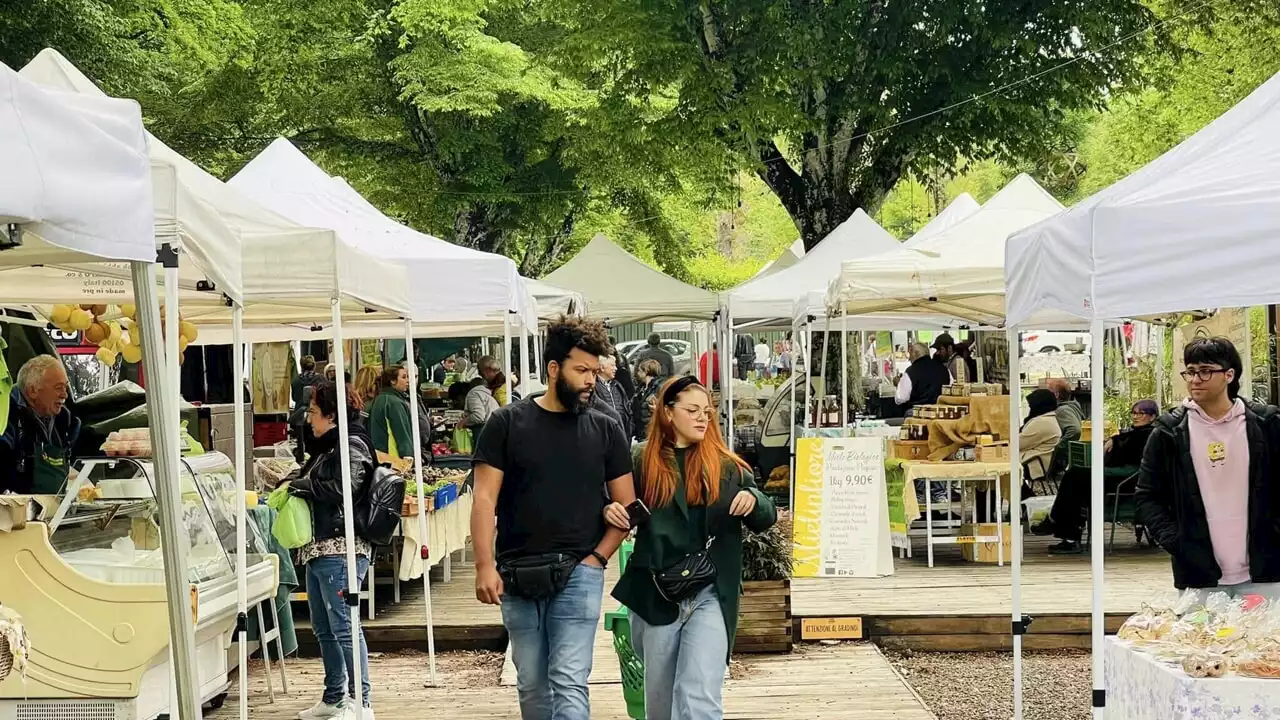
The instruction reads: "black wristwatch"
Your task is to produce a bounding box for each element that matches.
[589,551,609,568]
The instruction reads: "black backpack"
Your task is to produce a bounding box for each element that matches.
[355,465,406,547]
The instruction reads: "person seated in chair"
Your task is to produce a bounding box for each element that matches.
[1033,399,1159,554]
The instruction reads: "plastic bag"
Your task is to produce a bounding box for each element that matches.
[451,427,473,455]
[266,483,312,549]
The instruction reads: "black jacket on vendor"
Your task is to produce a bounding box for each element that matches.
[0,387,81,494]
[902,357,950,412]
[289,424,374,541]
[1135,402,1280,589]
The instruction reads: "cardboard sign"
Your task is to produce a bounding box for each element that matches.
[801,617,865,640]
[793,437,894,578]
[1173,308,1252,399]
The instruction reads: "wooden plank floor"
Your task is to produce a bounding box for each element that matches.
[212,643,935,719]
[792,535,1171,618]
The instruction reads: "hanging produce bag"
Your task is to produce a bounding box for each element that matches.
[266,483,312,549]
[451,427,474,455]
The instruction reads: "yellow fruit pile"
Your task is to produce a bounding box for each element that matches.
[48,303,198,365]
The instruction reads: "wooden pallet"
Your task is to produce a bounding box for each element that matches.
[737,579,793,653]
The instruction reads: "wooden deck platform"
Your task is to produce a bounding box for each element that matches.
[212,643,935,719]
[792,535,1171,651]
[292,536,1171,655]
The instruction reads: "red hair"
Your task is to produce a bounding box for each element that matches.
[640,378,747,509]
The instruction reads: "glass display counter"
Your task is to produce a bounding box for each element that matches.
[0,451,279,719]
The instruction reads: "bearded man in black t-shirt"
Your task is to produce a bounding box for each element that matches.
[471,315,636,720]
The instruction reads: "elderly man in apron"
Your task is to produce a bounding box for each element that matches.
[0,355,81,495]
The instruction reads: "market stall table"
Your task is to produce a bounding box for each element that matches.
[901,460,1009,568]
[1105,637,1280,720]
[398,492,473,583]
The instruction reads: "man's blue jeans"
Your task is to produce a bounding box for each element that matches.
[306,555,371,707]
[501,562,605,720]
[631,585,727,720]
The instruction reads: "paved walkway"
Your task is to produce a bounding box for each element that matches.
[211,643,935,719]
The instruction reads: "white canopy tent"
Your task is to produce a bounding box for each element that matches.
[728,209,900,323]
[826,175,1065,326]
[0,61,208,720]
[543,234,719,323]
[1004,68,1280,720]
[902,193,980,249]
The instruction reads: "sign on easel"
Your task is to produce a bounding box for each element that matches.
[793,437,894,578]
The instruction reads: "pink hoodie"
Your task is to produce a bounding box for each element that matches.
[1185,399,1251,585]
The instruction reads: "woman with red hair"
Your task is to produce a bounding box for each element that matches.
[605,375,776,719]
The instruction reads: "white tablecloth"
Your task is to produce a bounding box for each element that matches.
[397,492,472,581]
[1105,637,1280,720]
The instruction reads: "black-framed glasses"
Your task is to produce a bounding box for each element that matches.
[1180,368,1226,382]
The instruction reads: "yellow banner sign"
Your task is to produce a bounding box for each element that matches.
[801,617,865,640]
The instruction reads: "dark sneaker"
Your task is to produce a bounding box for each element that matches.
[1048,540,1083,555]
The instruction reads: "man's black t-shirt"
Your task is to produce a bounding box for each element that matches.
[473,398,632,560]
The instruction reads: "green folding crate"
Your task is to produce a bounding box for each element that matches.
[604,541,645,719]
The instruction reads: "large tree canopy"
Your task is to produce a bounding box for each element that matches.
[540,0,1192,250]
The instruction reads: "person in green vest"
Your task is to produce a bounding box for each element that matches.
[605,375,776,720]
[0,355,80,494]
[367,364,414,467]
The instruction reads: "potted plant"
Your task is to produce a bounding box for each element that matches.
[737,511,793,653]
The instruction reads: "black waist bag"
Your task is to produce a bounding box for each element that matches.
[653,536,716,603]
[499,553,579,599]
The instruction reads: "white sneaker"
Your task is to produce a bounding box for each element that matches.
[339,698,374,720]
[298,698,345,720]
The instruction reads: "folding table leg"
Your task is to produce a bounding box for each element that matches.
[267,597,290,694]
[256,602,276,703]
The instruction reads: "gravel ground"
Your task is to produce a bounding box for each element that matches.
[888,650,1091,720]
[367,649,505,688]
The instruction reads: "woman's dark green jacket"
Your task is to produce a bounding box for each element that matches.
[611,443,777,660]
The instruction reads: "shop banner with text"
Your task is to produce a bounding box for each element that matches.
[793,436,894,578]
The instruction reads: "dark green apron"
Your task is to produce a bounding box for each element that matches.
[31,439,71,494]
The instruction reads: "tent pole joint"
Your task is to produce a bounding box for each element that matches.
[1011,616,1034,635]
[2,224,20,251]
[1092,690,1106,708]
[156,242,178,268]
[235,612,248,634]
[343,590,361,607]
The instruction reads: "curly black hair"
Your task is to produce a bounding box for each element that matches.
[543,315,609,370]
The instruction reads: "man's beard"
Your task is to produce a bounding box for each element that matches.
[555,374,590,414]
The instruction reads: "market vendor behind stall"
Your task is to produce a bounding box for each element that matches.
[368,364,414,469]
[0,355,80,494]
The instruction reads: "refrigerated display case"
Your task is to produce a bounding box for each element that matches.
[0,451,278,720]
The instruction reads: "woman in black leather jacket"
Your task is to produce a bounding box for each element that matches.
[288,381,377,718]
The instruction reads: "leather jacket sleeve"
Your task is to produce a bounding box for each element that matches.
[1135,426,1179,552]
[295,435,373,505]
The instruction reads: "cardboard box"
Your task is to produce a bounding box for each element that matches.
[959,522,1017,563]
[975,442,1010,463]
[890,440,930,461]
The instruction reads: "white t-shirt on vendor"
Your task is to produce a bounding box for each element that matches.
[754,343,770,365]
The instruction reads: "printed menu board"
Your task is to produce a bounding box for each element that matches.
[793,436,894,578]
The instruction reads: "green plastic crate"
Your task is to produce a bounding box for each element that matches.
[604,540,645,719]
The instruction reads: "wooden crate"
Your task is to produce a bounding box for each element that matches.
[958,523,1017,563]
[736,579,792,653]
[974,442,1010,463]
[890,440,930,461]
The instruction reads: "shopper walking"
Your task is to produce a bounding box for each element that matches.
[290,356,323,463]
[367,364,414,468]
[289,381,375,719]
[633,358,667,442]
[634,333,676,378]
[1137,337,1280,596]
[470,316,638,720]
[604,375,777,720]
[592,353,631,436]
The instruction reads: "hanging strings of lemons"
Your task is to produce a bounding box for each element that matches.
[48,303,199,366]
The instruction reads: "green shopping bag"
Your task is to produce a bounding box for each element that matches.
[267,483,313,549]
[452,426,474,455]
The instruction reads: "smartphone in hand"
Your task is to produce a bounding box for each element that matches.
[626,499,652,527]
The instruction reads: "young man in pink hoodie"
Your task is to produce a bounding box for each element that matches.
[1136,337,1280,596]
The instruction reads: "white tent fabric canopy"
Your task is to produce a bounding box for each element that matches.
[0,61,153,264]
[1006,68,1280,329]
[826,175,1064,326]
[229,138,534,330]
[19,49,245,304]
[543,234,718,323]
[527,278,585,320]
[791,291,986,330]
[902,193,980,248]
[729,209,900,321]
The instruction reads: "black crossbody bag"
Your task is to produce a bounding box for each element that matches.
[651,467,745,603]
[498,552,580,599]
